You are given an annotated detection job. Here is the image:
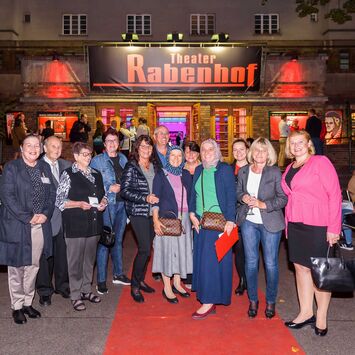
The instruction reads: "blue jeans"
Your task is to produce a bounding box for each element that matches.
[240,219,281,304]
[342,208,353,245]
[97,201,127,283]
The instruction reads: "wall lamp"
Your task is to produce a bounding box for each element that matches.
[167,32,184,42]
[211,33,229,42]
[121,33,139,42]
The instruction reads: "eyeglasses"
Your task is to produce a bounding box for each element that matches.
[79,152,92,157]
[105,139,118,144]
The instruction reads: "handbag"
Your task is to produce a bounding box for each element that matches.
[158,178,184,237]
[200,170,226,232]
[99,210,115,247]
[99,225,115,247]
[310,243,354,293]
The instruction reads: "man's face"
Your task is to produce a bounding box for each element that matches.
[81,115,88,124]
[325,117,335,133]
[44,137,62,162]
[104,134,119,155]
[154,127,169,146]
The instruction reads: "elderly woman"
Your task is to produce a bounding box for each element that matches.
[0,135,56,324]
[282,130,341,336]
[56,142,106,311]
[236,138,287,319]
[152,146,193,304]
[189,139,236,319]
[120,135,160,303]
[231,139,249,296]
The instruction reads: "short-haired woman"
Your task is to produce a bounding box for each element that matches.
[236,137,287,319]
[0,135,56,324]
[56,142,107,311]
[120,135,160,303]
[282,130,341,336]
[189,139,236,319]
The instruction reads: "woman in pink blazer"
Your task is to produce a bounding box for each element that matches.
[281,130,342,337]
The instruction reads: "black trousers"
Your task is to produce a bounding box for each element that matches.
[130,216,155,288]
[36,229,69,297]
[233,235,246,282]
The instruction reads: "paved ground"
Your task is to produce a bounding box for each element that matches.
[0,226,354,355]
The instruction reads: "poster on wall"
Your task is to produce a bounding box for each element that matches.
[5,112,22,144]
[269,112,308,140]
[324,110,343,145]
[89,46,262,92]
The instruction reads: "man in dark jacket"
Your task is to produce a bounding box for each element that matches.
[69,114,91,143]
[36,136,71,306]
[305,109,323,155]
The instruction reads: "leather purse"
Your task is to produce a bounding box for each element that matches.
[199,170,226,232]
[99,225,115,247]
[158,177,184,237]
[310,244,354,293]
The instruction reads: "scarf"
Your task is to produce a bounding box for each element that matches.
[164,145,185,176]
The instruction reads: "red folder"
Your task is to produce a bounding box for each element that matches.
[215,227,239,262]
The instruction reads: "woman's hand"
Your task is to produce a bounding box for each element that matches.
[30,214,47,224]
[224,221,235,236]
[146,194,159,204]
[97,198,108,211]
[249,198,266,210]
[242,194,251,204]
[153,218,165,236]
[109,184,121,193]
[79,201,92,210]
[327,232,340,246]
[190,213,200,234]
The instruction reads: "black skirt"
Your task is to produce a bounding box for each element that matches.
[287,222,328,268]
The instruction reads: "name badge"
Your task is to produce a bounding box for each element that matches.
[89,196,99,207]
[41,176,51,184]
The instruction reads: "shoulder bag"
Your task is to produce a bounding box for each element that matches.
[200,170,226,232]
[99,209,115,248]
[158,177,184,237]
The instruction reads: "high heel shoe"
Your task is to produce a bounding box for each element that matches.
[235,277,247,296]
[192,305,216,320]
[314,326,328,336]
[265,303,275,319]
[162,289,178,304]
[248,301,259,318]
[284,315,316,329]
[172,285,190,298]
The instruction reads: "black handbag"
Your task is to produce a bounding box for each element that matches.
[310,244,355,293]
[99,209,115,248]
[200,170,226,232]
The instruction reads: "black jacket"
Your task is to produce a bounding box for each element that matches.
[121,160,160,217]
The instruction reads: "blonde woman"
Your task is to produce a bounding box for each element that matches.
[236,138,287,319]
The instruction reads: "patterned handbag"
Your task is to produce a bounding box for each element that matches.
[158,177,184,237]
[200,170,226,232]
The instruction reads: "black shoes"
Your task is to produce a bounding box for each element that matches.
[284,315,316,329]
[22,306,41,318]
[152,273,162,281]
[265,303,276,319]
[235,278,247,296]
[314,326,328,336]
[12,309,27,325]
[172,285,190,298]
[248,301,259,318]
[162,289,178,304]
[140,281,155,293]
[131,287,144,303]
[39,295,51,307]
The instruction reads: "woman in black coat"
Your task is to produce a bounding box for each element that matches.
[121,135,160,303]
[0,135,56,324]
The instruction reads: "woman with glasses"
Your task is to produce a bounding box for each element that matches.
[56,142,107,311]
[121,135,160,303]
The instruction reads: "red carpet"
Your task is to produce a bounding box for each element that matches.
[104,260,304,355]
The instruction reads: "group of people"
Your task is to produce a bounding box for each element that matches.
[0,119,344,338]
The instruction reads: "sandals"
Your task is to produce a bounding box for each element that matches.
[81,292,101,303]
[72,299,86,311]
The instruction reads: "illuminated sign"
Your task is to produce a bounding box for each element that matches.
[89,47,262,92]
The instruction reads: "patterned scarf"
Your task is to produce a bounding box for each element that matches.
[164,146,185,176]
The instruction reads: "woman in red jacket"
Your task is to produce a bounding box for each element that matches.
[281,130,342,336]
